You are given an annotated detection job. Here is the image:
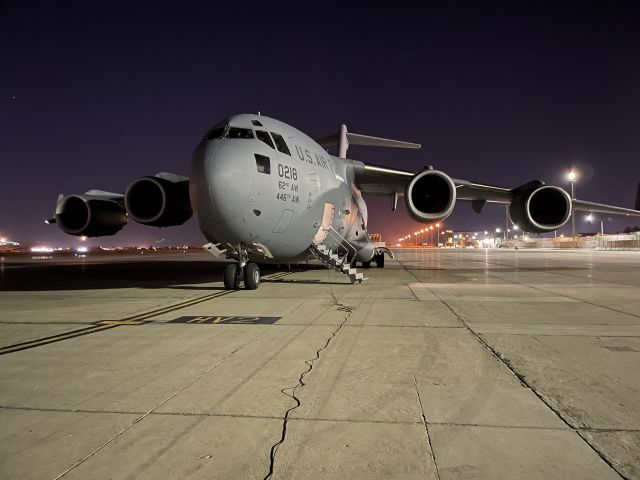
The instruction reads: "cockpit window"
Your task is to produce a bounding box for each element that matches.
[256,130,275,149]
[227,127,254,139]
[271,132,291,156]
[205,127,226,140]
[206,125,254,140]
[251,120,263,127]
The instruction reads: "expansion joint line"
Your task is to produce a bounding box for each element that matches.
[53,327,271,480]
[413,374,441,480]
[263,281,354,480]
[397,257,628,480]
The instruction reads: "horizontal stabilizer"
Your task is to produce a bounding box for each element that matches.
[155,172,189,183]
[317,124,420,158]
[345,132,421,149]
[83,190,124,198]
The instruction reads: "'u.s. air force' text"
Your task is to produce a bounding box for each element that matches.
[294,146,335,173]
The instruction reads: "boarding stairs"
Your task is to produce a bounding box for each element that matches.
[309,227,364,284]
[310,242,364,284]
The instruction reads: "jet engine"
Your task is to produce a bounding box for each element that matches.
[509,182,572,232]
[55,195,127,237]
[405,169,457,222]
[125,175,192,227]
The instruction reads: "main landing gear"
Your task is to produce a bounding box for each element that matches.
[353,252,385,269]
[223,262,260,290]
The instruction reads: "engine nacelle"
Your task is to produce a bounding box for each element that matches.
[125,176,192,227]
[55,195,127,237]
[509,183,572,232]
[405,170,457,223]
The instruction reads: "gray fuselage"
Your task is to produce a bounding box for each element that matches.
[189,114,375,263]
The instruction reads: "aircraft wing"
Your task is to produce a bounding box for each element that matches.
[352,162,513,202]
[571,199,640,217]
[352,163,414,195]
[352,161,640,218]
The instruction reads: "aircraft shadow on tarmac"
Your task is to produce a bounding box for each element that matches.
[0,259,338,291]
[0,259,590,291]
[0,260,289,291]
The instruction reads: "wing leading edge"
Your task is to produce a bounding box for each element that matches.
[352,160,640,218]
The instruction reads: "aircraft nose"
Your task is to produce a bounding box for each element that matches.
[191,141,253,222]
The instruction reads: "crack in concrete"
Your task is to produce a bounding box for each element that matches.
[399,255,630,480]
[263,287,354,480]
[434,293,629,479]
[413,374,441,480]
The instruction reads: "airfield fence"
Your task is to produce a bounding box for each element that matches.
[504,233,640,250]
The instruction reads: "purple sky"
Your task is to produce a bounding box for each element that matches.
[1,1,639,247]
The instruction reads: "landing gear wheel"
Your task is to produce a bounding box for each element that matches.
[362,261,371,269]
[224,264,241,290]
[376,253,385,268]
[244,263,260,290]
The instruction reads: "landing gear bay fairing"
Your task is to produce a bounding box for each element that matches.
[49,114,640,289]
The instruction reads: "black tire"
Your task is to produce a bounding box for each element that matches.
[224,264,240,290]
[362,261,371,269]
[376,253,385,268]
[244,263,260,290]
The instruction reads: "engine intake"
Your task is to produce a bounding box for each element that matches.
[509,183,572,232]
[55,195,127,237]
[125,176,192,227]
[405,170,457,222]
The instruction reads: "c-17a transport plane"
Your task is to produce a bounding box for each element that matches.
[48,114,640,290]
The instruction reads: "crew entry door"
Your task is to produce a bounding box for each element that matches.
[313,203,335,244]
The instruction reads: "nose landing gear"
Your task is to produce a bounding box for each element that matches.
[221,244,261,290]
[223,262,260,290]
[244,263,260,290]
[223,263,241,290]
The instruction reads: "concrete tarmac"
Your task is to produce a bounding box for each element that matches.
[0,248,638,479]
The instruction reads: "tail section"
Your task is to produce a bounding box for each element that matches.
[317,124,421,159]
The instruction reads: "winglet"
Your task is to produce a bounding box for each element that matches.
[635,182,640,210]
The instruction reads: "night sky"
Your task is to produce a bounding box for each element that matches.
[2,1,639,247]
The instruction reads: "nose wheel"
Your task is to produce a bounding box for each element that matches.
[223,264,241,290]
[223,262,260,290]
[244,263,260,290]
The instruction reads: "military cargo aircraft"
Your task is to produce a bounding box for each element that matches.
[49,114,640,290]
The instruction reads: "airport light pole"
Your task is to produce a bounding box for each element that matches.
[568,170,578,247]
[430,226,434,245]
[586,214,611,248]
[505,205,509,241]
[436,223,440,246]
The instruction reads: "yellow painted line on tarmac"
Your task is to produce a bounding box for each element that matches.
[97,319,148,325]
[0,324,118,356]
[0,270,295,355]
